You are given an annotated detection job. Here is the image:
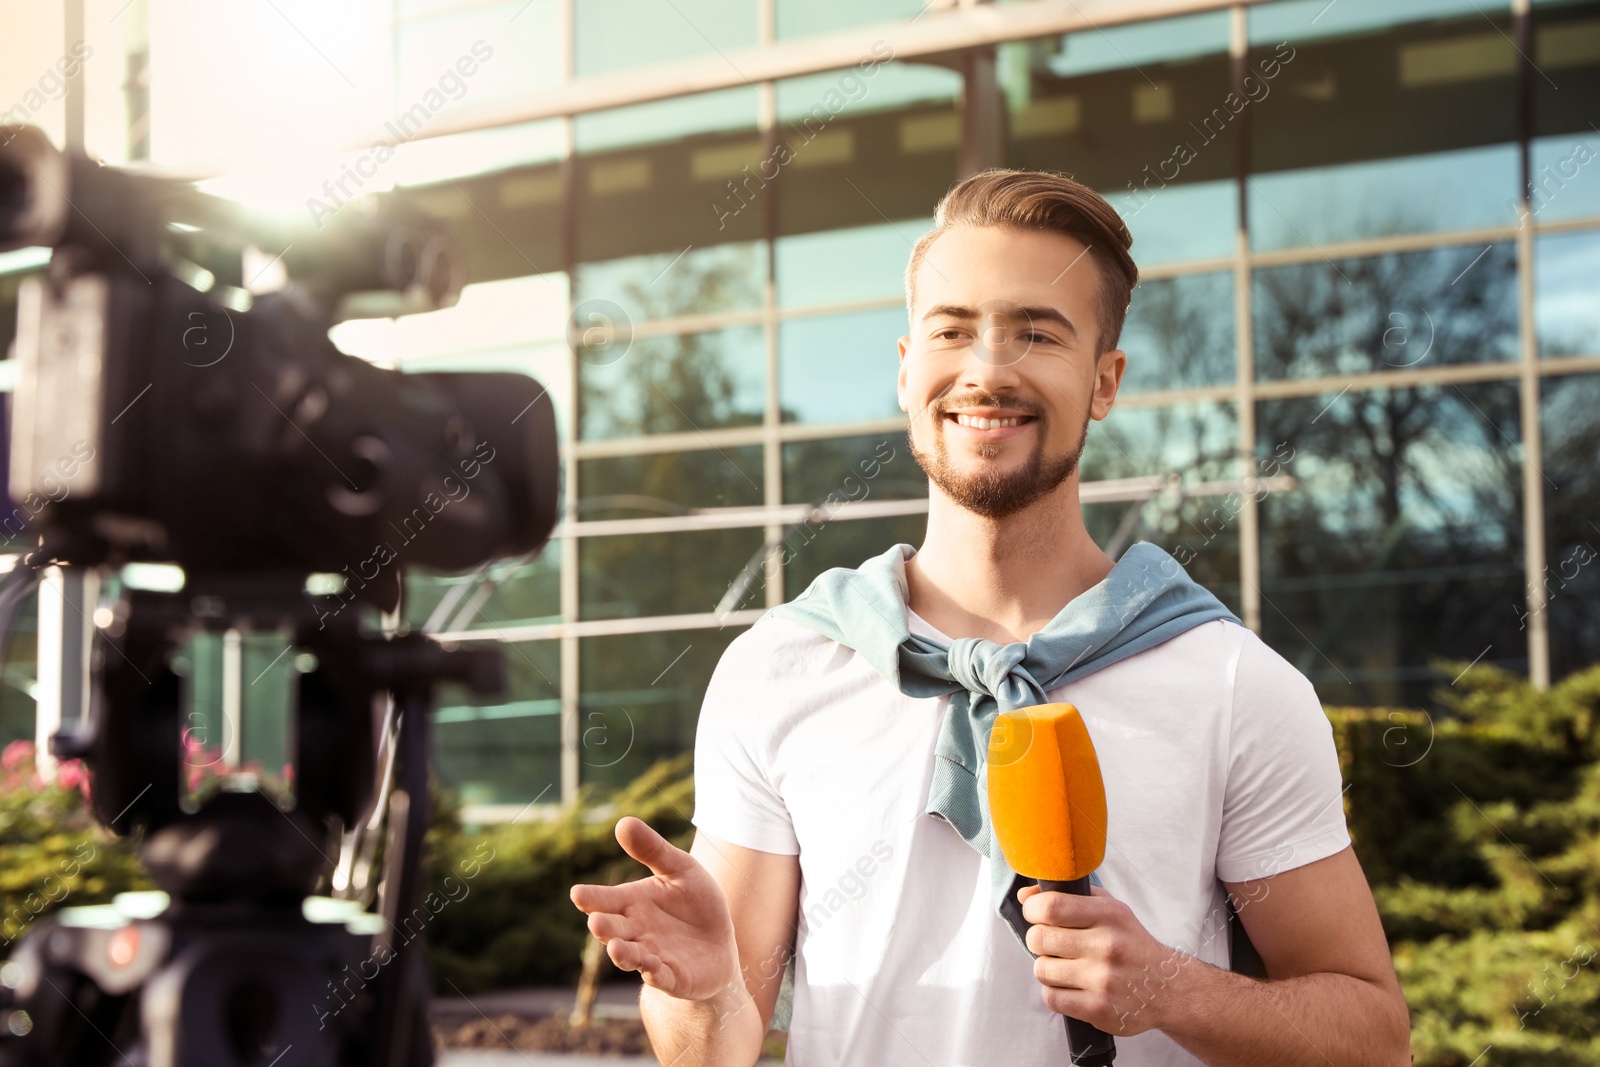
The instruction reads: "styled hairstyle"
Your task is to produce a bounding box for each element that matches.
[904,168,1140,353]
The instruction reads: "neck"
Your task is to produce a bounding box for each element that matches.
[905,474,1114,645]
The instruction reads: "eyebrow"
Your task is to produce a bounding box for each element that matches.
[920,303,1080,341]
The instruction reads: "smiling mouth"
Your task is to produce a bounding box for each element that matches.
[945,412,1037,430]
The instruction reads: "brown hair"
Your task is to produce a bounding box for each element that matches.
[904,168,1140,353]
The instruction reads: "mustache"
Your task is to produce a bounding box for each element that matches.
[932,393,1044,418]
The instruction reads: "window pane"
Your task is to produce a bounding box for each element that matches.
[775,0,924,39]
[1080,401,1239,483]
[1119,271,1234,393]
[1533,0,1600,185]
[1002,16,1237,264]
[579,628,747,795]
[575,242,764,325]
[398,168,565,287]
[575,86,760,154]
[574,90,764,264]
[1247,147,1520,250]
[1541,373,1600,680]
[1253,244,1517,379]
[1,268,44,367]
[775,219,929,308]
[580,528,765,620]
[1249,0,1496,47]
[578,325,765,441]
[1527,134,1600,222]
[395,1,561,113]
[433,640,560,808]
[1083,497,1242,617]
[1536,229,1600,358]
[774,64,960,239]
[1257,381,1526,708]
[782,434,922,506]
[1246,3,1519,247]
[1049,11,1231,75]
[579,448,764,520]
[0,588,38,749]
[779,307,904,424]
[1105,181,1236,267]
[774,60,958,124]
[389,120,566,187]
[575,0,756,77]
[781,513,926,597]
[404,550,560,633]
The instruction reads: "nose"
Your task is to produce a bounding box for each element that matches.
[982,320,1008,350]
[960,312,1028,392]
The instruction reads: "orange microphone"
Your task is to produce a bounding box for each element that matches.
[988,703,1116,1066]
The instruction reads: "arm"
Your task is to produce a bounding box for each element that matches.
[570,817,799,1067]
[1021,845,1411,1066]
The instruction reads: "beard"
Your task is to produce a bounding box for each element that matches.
[908,395,1091,519]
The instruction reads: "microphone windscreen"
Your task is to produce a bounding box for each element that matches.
[986,703,1108,883]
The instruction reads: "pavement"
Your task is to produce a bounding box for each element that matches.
[432,983,644,1023]
[437,1054,656,1066]
[437,1055,782,1066]
[432,985,786,1064]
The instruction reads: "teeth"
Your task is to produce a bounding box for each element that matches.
[954,414,1025,430]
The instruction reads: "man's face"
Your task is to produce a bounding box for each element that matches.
[897,225,1127,518]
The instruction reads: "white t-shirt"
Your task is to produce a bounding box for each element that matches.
[691,609,1351,1067]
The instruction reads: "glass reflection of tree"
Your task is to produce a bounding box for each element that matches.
[1253,243,1526,707]
[1540,374,1600,681]
[573,251,771,796]
[1120,272,1233,391]
[579,248,763,440]
[1254,245,1517,378]
[578,253,762,627]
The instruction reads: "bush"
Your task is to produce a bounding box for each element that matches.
[0,741,149,948]
[423,752,693,993]
[1331,663,1600,1065]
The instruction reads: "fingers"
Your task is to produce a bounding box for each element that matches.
[570,881,637,915]
[586,911,635,942]
[604,937,665,982]
[615,816,695,879]
[1021,888,1116,929]
[1037,980,1121,1034]
[1025,922,1095,960]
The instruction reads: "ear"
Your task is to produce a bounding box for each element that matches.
[1090,348,1126,421]
[896,335,911,412]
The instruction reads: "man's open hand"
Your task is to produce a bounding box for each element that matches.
[569,816,744,1003]
[1018,882,1187,1036]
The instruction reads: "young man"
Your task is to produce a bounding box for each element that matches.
[571,170,1411,1066]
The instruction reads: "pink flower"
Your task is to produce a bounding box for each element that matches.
[1,739,36,771]
[55,759,91,800]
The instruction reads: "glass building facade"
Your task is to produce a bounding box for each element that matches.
[2,0,1598,818]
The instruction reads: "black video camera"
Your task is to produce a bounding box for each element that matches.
[0,125,560,1067]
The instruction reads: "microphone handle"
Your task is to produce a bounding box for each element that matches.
[1038,876,1117,1066]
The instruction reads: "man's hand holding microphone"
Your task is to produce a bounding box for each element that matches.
[570,701,1159,1066]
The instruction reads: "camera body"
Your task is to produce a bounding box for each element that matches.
[0,125,560,1067]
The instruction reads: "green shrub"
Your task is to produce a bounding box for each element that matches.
[423,752,693,993]
[0,742,148,947]
[1331,663,1600,1065]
